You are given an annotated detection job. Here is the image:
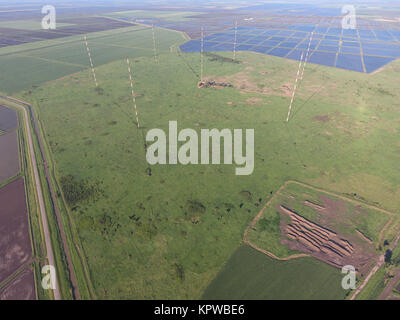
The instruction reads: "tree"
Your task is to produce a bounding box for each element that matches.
[385,249,392,263]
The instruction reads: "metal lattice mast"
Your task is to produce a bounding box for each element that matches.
[83,35,98,87]
[126,57,141,129]
[300,31,315,80]
[233,20,238,60]
[286,51,304,122]
[200,26,204,82]
[152,24,158,63]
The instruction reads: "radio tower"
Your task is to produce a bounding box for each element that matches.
[233,20,238,60]
[126,57,141,129]
[286,51,304,122]
[200,26,204,83]
[83,35,98,87]
[152,24,158,63]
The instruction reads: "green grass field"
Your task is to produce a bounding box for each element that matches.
[202,245,348,299]
[11,23,400,299]
[356,266,386,300]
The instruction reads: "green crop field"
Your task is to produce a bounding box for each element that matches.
[0,25,185,94]
[13,27,400,299]
[104,10,198,22]
[202,245,348,300]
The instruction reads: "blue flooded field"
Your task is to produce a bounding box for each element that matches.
[180,21,400,73]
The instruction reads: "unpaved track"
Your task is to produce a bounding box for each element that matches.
[2,99,61,300]
[351,234,400,300]
[350,255,385,300]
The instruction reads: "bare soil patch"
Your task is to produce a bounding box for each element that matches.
[0,178,32,283]
[281,83,292,96]
[246,181,385,276]
[279,204,377,273]
[246,97,262,105]
[314,115,330,122]
[0,131,20,182]
[201,73,291,97]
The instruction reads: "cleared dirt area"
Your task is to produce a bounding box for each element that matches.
[201,73,292,98]
[280,203,377,273]
[0,267,35,300]
[0,105,17,132]
[0,178,31,283]
[0,130,20,182]
[314,115,330,122]
[245,181,391,280]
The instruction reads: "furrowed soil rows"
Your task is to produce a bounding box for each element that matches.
[0,130,20,182]
[0,267,35,300]
[0,105,18,131]
[0,178,32,283]
[245,181,393,276]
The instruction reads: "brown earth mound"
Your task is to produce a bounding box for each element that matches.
[198,80,233,89]
[280,205,377,271]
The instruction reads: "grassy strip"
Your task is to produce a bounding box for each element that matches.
[33,101,95,299]
[356,266,386,300]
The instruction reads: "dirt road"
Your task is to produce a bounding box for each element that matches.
[351,234,400,300]
[379,269,400,300]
